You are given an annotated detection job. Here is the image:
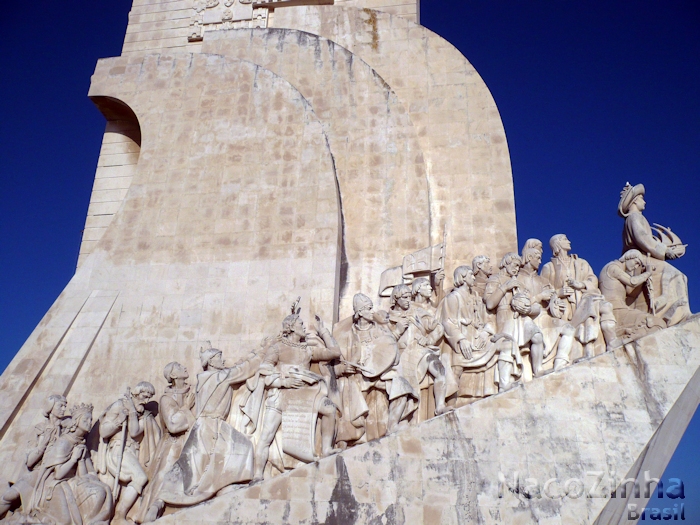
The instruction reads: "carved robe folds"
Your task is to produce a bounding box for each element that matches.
[247,338,336,474]
[28,437,111,525]
[95,399,160,495]
[134,386,195,523]
[333,318,417,443]
[390,303,450,420]
[541,255,613,360]
[439,287,497,403]
[157,362,258,506]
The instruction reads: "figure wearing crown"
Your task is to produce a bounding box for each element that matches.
[0,403,114,525]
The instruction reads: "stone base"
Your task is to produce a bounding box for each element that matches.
[154,316,700,524]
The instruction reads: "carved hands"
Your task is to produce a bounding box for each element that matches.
[511,293,532,316]
[503,278,523,292]
[558,285,576,300]
[433,268,445,289]
[458,339,473,360]
[71,443,88,462]
[281,377,305,389]
[666,245,684,259]
[566,278,587,291]
[394,319,409,336]
[312,315,329,337]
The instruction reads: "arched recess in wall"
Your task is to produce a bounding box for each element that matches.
[76,96,142,268]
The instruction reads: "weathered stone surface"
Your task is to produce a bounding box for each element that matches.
[202,28,432,317]
[274,6,517,272]
[154,316,700,524]
[84,3,518,286]
[0,53,342,485]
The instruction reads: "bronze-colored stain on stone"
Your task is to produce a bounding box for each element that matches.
[362,9,380,52]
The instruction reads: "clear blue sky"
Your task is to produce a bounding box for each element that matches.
[1,0,698,516]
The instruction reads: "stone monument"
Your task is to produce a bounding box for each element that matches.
[0,0,697,523]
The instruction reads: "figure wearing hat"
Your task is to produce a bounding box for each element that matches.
[618,182,691,326]
[333,293,418,444]
[250,300,342,481]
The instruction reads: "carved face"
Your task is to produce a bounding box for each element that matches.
[77,413,93,433]
[505,258,520,277]
[464,269,476,287]
[529,251,542,270]
[209,352,225,369]
[478,258,493,276]
[560,236,571,253]
[174,363,189,380]
[625,257,642,273]
[292,317,306,338]
[134,390,153,407]
[418,281,432,298]
[395,291,411,310]
[52,399,67,419]
[633,195,646,211]
[357,304,374,322]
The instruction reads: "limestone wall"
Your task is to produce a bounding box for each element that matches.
[202,29,432,316]
[120,0,418,57]
[0,53,342,483]
[78,119,141,266]
[0,0,518,502]
[156,317,700,524]
[274,6,516,271]
[99,3,519,289]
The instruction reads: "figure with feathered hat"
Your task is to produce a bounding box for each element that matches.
[246,297,342,481]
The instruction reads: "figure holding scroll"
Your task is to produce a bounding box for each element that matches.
[251,302,341,481]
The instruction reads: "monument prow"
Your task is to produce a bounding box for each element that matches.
[0,0,695,523]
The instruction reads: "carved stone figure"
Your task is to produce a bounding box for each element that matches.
[137,363,195,523]
[438,266,498,405]
[31,395,68,470]
[0,394,67,520]
[409,271,445,313]
[517,240,556,376]
[599,249,666,342]
[155,348,258,508]
[541,235,598,322]
[541,235,618,369]
[96,382,160,525]
[388,284,451,420]
[334,293,418,443]
[484,253,544,390]
[472,255,494,297]
[1,403,113,525]
[251,306,341,480]
[618,182,691,326]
